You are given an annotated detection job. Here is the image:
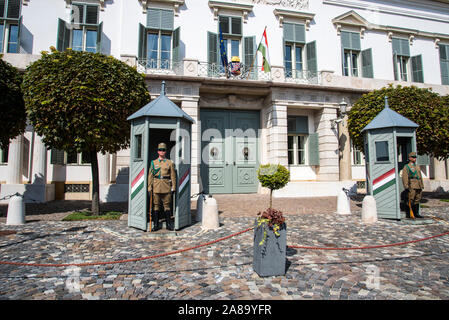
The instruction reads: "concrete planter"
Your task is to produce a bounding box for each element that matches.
[253,220,287,277]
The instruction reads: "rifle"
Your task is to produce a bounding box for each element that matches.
[148,189,153,232]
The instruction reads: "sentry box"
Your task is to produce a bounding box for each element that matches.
[127,81,194,231]
[362,96,426,220]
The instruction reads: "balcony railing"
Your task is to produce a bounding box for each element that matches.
[135,58,320,85]
[137,58,183,75]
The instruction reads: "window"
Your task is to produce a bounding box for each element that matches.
[375,141,389,162]
[288,116,309,165]
[138,9,180,70]
[288,135,307,165]
[0,144,8,164]
[0,0,21,53]
[439,44,449,85]
[351,140,364,165]
[219,15,242,69]
[67,151,91,165]
[57,3,102,53]
[134,134,142,160]
[340,31,373,78]
[392,37,423,83]
[50,149,91,165]
[283,23,305,78]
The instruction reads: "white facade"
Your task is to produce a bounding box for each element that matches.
[1,0,449,202]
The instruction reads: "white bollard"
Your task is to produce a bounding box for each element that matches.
[362,196,377,224]
[196,193,205,223]
[337,189,351,215]
[6,195,26,225]
[201,196,219,230]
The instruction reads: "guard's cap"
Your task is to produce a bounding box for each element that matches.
[158,143,167,149]
[408,152,417,158]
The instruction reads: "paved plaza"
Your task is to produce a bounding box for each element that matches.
[0,194,449,300]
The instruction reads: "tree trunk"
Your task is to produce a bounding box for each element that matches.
[90,150,100,215]
[270,189,273,209]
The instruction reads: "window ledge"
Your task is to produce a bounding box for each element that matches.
[140,0,185,15]
[273,8,315,29]
[208,0,253,23]
[65,0,106,11]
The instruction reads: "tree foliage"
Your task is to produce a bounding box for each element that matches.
[22,48,151,214]
[22,48,151,154]
[258,164,290,209]
[0,57,26,149]
[348,85,449,160]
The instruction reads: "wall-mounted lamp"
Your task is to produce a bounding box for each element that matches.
[331,98,348,129]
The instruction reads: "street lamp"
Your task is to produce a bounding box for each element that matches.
[331,98,348,129]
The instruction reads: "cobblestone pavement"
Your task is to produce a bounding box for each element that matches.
[0,195,449,300]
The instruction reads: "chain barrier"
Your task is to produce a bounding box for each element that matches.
[1,222,449,267]
[0,193,38,202]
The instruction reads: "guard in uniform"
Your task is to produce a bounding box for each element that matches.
[401,152,424,218]
[148,143,176,230]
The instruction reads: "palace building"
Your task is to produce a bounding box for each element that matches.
[1,0,449,203]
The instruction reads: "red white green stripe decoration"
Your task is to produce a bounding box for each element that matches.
[131,168,145,200]
[179,169,190,198]
[373,168,396,195]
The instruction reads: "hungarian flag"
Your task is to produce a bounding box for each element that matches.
[258,28,271,72]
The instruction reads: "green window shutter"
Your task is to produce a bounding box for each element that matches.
[392,38,409,56]
[147,8,161,29]
[138,23,147,60]
[417,154,430,166]
[439,45,449,85]
[283,23,294,42]
[0,0,5,18]
[85,5,98,25]
[231,16,242,36]
[362,48,373,78]
[393,52,399,81]
[160,9,174,31]
[207,31,218,64]
[6,0,20,19]
[308,132,320,166]
[411,54,424,83]
[16,14,21,53]
[306,40,317,75]
[219,16,229,34]
[172,26,180,63]
[244,36,256,79]
[72,4,84,25]
[288,116,308,134]
[284,23,305,43]
[51,149,65,165]
[57,18,69,52]
[341,31,360,50]
[96,21,102,53]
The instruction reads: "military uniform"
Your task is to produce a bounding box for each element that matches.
[148,143,176,230]
[401,152,424,218]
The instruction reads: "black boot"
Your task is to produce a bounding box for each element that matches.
[413,204,424,218]
[152,211,161,231]
[164,210,174,231]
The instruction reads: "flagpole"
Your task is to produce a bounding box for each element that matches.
[246,26,267,80]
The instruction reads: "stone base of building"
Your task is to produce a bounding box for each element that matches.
[0,184,55,204]
[99,184,129,202]
[424,180,449,193]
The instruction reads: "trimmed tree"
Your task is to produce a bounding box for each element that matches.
[22,48,151,214]
[0,57,26,150]
[348,85,449,160]
[257,164,290,209]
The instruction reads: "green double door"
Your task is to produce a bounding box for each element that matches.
[201,109,259,194]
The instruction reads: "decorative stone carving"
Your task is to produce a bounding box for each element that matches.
[65,0,106,11]
[253,0,309,10]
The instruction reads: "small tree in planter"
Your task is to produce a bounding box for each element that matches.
[254,164,290,277]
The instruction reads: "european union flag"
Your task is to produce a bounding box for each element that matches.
[219,23,228,74]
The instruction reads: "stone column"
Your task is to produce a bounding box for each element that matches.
[433,158,447,181]
[6,135,24,184]
[32,134,47,185]
[314,107,339,181]
[181,99,200,195]
[265,104,288,166]
[98,152,110,185]
[338,115,352,181]
[110,153,117,183]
